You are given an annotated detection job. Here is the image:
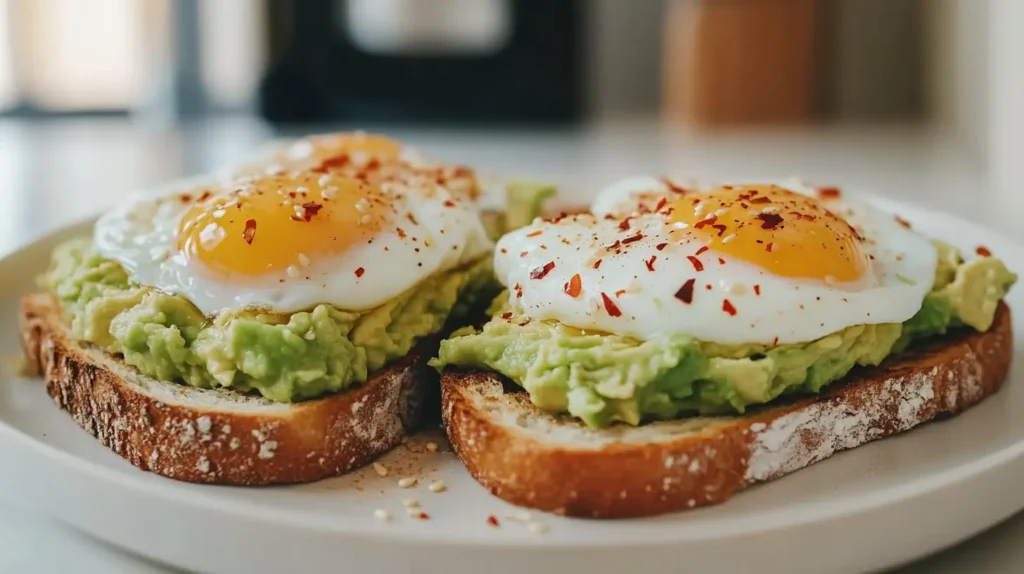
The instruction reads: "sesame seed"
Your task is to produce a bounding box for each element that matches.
[527,521,549,534]
[504,509,532,522]
[286,265,300,278]
[398,477,418,488]
[320,187,337,200]
[402,498,420,508]
[372,462,389,477]
[297,253,310,267]
[722,233,736,244]
[428,481,447,493]
[355,198,370,212]
[374,509,391,521]
[295,186,309,194]
[360,214,372,225]
[293,205,305,219]
[425,442,439,452]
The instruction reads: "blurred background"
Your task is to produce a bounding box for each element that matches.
[0,0,1019,247]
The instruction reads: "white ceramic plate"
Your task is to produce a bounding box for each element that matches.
[1,197,1023,574]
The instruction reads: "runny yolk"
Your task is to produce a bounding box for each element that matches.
[177,172,389,277]
[279,132,404,171]
[669,185,867,282]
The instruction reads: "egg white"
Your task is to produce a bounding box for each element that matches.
[495,193,936,345]
[94,181,492,315]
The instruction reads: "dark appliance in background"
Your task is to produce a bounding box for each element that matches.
[258,0,586,126]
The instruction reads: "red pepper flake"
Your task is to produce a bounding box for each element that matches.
[722,299,737,316]
[755,213,783,230]
[695,246,709,256]
[749,196,771,205]
[514,283,523,298]
[501,312,513,320]
[530,261,556,280]
[694,215,718,229]
[300,201,323,221]
[198,190,212,202]
[500,248,507,254]
[712,224,727,236]
[314,154,349,172]
[765,242,774,252]
[686,255,704,272]
[662,178,688,194]
[615,289,627,297]
[817,186,842,199]
[656,242,668,251]
[407,213,418,225]
[894,215,912,229]
[601,292,622,317]
[645,256,657,271]
[443,200,456,207]
[564,273,582,297]
[416,512,430,520]
[487,515,500,527]
[622,232,644,244]
[772,336,779,346]
[593,259,603,269]
[618,218,631,231]
[655,197,668,211]
[243,219,257,244]
[179,193,193,203]
[354,267,365,278]
[705,284,712,290]
[718,257,726,265]
[365,158,382,171]
[791,211,816,221]
[675,279,695,304]
[526,230,543,238]
[754,284,761,296]
[520,251,528,258]
[976,245,992,257]
[397,227,407,239]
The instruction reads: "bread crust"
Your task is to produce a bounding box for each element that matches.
[19,293,436,485]
[441,303,1014,518]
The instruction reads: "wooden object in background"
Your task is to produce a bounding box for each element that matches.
[662,0,820,127]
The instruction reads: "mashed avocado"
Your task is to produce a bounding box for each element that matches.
[46,238,496,402]
[432,241,1017,428]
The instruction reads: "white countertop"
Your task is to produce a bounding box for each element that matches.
[1,117,1021,574]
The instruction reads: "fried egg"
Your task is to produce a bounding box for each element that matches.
[494,181,936,345]
[95,134,492,315]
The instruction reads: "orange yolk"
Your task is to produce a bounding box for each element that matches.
[177,172,389,277]
[276,132,404,172]
[669,185,867,282]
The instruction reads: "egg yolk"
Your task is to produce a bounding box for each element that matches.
[669,185,867,282]
[277,132,404,172]
[177,172,389,277]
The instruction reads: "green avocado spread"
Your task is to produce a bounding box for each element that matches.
[45,238,496,402]
[431,241,1017,428]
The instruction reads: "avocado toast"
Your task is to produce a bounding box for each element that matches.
[16,132,538,485]
[432,179,1017,517]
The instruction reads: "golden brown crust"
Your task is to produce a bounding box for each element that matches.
[19,293,437,485]
[441,303,1014,518]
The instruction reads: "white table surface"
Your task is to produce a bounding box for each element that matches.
[1,117,1021,574]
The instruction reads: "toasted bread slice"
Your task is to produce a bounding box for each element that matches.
[19,292,436,485]
[440,302,1013,518]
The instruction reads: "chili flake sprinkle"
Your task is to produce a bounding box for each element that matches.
[656,242,668,251]
[675,279,696,304]
[753,284,761,296]
[354,267,365,278]
[564,274,582,297]
[501,312,513,320]
[618,218,631,231]
[722,299,737,316]
[593,259,603,269]
[749,196,771,205]
[816,186,842,199]
[601,292,622,317]
[645,256,657,271]
[487,515,500,527]
[687,255,704,272]
[894,215,912,229]
[530,262,556,280]
[695,246,709,256]
[526,230,543,238]
[243,219,257,244]
[755,213,783,230]
[622,232,644,244]
[300,201,323,221]
[976,245,993,257]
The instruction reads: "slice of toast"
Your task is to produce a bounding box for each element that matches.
[18,293,436,486]
[440,302,1014,518]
